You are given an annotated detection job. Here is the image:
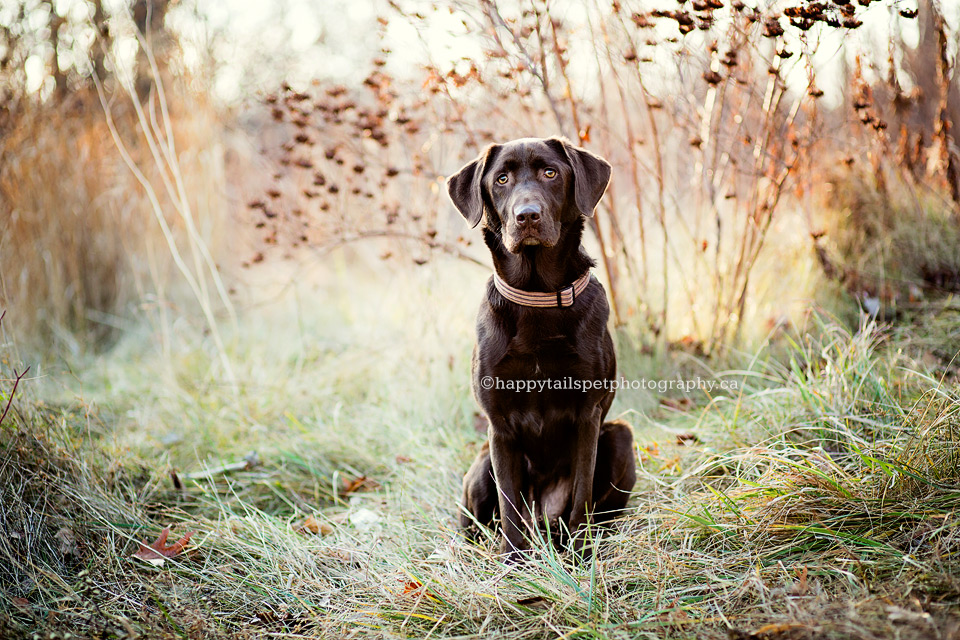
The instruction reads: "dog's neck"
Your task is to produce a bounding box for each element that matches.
[483,216,595,292]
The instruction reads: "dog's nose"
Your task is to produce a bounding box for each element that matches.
[514,203,542,226]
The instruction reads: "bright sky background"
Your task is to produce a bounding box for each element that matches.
[178,0,940,108]
[177,0,483,103]
[5,0,953,106]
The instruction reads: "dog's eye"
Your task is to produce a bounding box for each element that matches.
[543,168,557,179]
[496,173,509,185]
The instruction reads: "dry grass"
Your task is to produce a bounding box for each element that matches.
[1,266,958,639]
[0,90,235,355]
[815,166,960,304]
[251,1,956,354]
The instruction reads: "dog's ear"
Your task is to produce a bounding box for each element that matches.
[549,137,611,218]
[446,145,500,228]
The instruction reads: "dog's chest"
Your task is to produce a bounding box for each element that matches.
[478,313,603,396]
[503,320,579,369]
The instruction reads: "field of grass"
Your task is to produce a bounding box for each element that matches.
[2,258,958,640]
[4,1,960,637]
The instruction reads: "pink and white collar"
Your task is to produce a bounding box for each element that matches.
[492,271,591,308]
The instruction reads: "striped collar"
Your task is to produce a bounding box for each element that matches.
[492,271,591,308]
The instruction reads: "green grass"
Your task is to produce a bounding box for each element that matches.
[1,265,959,639]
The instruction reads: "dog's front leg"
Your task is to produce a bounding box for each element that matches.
[488,426,527,562]
[568,407,601,554]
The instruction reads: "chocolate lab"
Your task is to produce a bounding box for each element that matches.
[447,137,636,560]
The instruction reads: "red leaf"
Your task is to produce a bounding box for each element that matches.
[133,527,195,563]
[295,516,334,536]
[400,578,438,600]
[402,579,423,594]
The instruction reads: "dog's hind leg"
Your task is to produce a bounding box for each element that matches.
[591,420,636,523]
[460,441,498,539]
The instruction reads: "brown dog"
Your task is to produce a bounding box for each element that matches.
[447,137,636,561]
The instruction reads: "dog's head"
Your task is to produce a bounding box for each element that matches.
[446,137,611,254]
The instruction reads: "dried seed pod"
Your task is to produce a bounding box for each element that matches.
[703,70,723,85]
[763,17,784,37]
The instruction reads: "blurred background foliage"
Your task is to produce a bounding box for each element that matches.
[0,0,958,358]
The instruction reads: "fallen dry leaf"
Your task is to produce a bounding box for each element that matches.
[675,432,700,445]
[660,397,693,411]
[55,527,78,556]
[295,515,334,536]
[749,622,808,637]
[400,578,438,600]
[638,442,661,463]
[792,566,809,595]
[340,475,380,494]
[516,595,549,609]
[402,579,423,594]
[133,527,195,565]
